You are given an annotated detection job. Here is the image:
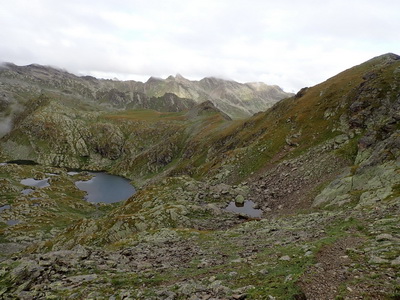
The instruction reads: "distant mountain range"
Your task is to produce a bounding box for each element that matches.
[1,53,400,299]
[0,63,292,130]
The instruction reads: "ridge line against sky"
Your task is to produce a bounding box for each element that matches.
[0,0,399,92]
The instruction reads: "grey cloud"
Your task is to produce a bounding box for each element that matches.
[0,0,399,92]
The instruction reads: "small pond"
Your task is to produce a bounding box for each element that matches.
[0,204,11,212]
[6,219,21,226]
[20,178,50,188]
[225,200,262,218]
[75,172,136,204]
[7,160,38,165]
[21,188,34,195]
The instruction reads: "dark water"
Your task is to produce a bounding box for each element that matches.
[75,172,136,203]
[7,160,38,165]
[225,200,262,218]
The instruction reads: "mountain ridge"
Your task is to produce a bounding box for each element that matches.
[0,62,292,122]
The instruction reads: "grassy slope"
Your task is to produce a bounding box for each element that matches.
[185,54,400,183]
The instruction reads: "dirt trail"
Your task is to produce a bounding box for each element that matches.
[299,236,364,299]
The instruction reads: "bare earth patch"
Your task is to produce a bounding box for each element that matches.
[298,236,364,299]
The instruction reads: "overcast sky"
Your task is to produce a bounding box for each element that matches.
[0,0,399,92]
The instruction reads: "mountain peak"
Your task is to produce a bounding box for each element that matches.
[377,52,400,60]
[175,73,186,80]
[363,52,400,67]
[146,76,163,83]
[165,73,189,82]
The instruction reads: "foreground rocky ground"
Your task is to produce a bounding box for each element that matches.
[0,162,399,299]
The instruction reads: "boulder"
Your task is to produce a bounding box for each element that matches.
[235,195,245,205]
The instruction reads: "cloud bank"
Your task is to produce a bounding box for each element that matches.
[1,0,399,92]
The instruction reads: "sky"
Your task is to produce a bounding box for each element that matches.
[0,0,399,92]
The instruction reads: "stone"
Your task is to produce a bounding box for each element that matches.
[376,233,394,241]
[369,256,388,264]
[391,256,400,266]
[66,274,98,284]
[135,221,147,232]
[305,251,313,257]
[178,282,202,296]
[10,259,43,283]
[17,291,37,299]
[235,195,245,204]
[232,294,247,300]
[209,280,223,289]
[206,204,221,215]
[284,274,293,283]
[72,244,89,258]
[279,255,291,261]
[334,134,349,145]
[136,262,152,271]
[156,289,177,299]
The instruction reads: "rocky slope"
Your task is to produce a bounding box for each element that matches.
[0,53,399,299]
[0,95,236,185]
